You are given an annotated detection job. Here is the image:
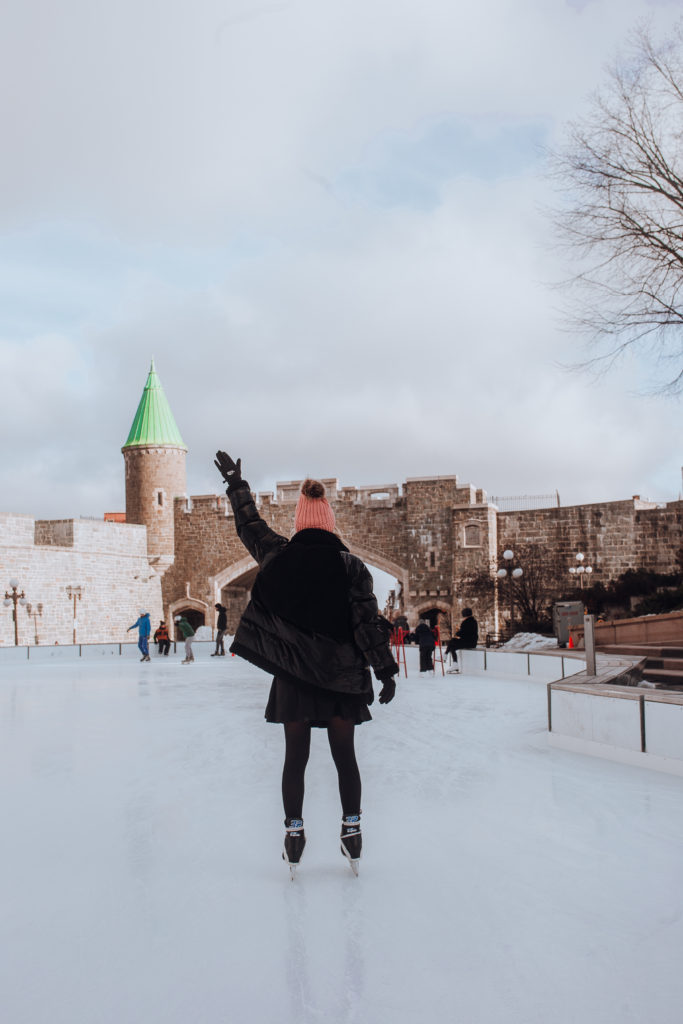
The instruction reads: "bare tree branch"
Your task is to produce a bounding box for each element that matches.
[549,22,683,392]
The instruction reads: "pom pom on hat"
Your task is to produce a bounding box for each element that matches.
[295,478,336,533]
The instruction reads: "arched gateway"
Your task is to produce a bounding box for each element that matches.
[208,545,410,634]
[122,364,683,640]
[158,478,498,638]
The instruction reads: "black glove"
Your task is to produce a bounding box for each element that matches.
[214,451,242,489]
[378,677,396,704]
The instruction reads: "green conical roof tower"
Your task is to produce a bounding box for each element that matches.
[123,359,187,450]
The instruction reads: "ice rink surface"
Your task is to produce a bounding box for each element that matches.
[1,646,682,1024]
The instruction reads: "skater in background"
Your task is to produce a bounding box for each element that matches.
[128,611,151,662]
[212,603,228,656]
[154,620,171,656]
[214,450,398,878]
[414,618,436,672]
[445,608,479,674]
[175,615,195,664]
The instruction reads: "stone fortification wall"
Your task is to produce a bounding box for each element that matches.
[500,499,683,580]
[161,477,468,629]
[0,515,162,647]
[162,483,415,629]
[147,465,683,641]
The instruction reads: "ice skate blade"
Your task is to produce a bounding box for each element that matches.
[340,845,360,877]
[282,848,302,880]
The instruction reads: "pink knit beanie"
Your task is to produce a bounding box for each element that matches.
[294,479,336,533]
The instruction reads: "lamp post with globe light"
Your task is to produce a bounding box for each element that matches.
[65,586,83,645]
[568,552,593,590]
[497,550,524,629]
[4,579,28,646]
[25,602,43,645]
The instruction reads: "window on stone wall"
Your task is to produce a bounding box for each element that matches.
[464,523,481,547]
[156,491,164,507]
[427,550,437,570]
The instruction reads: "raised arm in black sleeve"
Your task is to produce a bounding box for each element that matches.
[215,451,287,567]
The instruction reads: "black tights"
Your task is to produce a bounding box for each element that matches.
[282,718,361,820]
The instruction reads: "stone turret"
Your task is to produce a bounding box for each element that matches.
[122,360,187,572]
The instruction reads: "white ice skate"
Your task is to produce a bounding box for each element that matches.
[340,815,361,877]
[282,819,306,880]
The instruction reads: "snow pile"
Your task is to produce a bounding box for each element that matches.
[193,625,214,642]
[501,632,559,651]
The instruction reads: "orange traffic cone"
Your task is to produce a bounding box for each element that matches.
[568,635,574,649]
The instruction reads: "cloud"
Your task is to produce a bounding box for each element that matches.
[0,0,681,522]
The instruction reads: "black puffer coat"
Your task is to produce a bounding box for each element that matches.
[227,479,398,697]
[456,614,478,647]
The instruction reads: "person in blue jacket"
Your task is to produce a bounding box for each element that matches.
[128,611,151,662]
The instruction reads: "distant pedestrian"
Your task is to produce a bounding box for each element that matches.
[154,620,171,656]
[414,618,436,673]
[445,608,479,674]
[175,615,195,663]
[212,603,228,656]
[128,611,151,662]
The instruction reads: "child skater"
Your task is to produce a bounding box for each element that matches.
[214,451,398,877]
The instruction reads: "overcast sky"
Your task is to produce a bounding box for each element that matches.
[1,0,682,521]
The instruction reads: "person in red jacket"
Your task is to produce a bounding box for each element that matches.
[153,620,171,656]
[215,450,398,878]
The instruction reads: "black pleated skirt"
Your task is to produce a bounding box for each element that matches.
[265,676,372,728]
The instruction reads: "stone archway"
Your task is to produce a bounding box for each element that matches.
[168,596,209,636]
[415,599,453,638]
[207,545,408,635]
[347,545,408,593]
[210,556,259,634]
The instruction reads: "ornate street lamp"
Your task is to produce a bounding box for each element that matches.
[497,550,524,628]
[568,552,593,590]
[25,602,43,646]
[4,579,28,646]
[65,586,83,645]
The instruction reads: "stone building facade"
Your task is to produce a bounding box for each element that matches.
[0,513,162,647]
[160,476,683,639]
[1,363,681,646]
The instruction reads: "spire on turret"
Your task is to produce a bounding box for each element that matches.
[123,360,186,451]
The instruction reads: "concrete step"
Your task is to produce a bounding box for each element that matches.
[641,667,683,689]
[645,657,683,672]
[600,644,683,659]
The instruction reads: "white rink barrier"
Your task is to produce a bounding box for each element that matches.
[458,647,586,682]
[0,639,226,663]
[548,681,683,777]
[458,647,683,777]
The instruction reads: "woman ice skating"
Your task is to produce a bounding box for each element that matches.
[214,450,399,878]
[128,611,151,662]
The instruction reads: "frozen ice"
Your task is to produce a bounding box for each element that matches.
[1,644,682,1023]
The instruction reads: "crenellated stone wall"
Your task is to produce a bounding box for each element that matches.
[161,481,683,638]
[3,465,681,647]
